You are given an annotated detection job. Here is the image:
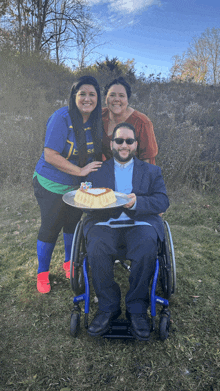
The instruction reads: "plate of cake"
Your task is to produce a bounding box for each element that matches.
[62,184,130,210]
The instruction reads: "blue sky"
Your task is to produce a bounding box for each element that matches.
[85,0,220,78]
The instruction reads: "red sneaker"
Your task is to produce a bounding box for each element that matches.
[37,271,51,293]
[63,260,70,271]
[63,260,73,279]
[63,261,70,278]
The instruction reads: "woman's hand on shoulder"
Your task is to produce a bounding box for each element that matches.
[79,161,102,176]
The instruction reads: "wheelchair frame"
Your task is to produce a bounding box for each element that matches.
[69,219,176,341]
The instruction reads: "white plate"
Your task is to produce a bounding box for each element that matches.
[62,190,129,210]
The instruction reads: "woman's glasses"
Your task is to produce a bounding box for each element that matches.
[113,138,136,145]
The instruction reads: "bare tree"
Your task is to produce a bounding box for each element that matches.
[171,28,220,85]
[74,21,105,69]
[1,0,52,54]
[0,0,89,62]
[189,28,220,85]
[171,52,208,84]
[0,0,10,17]
[53,0,67,65]
[42,0,86,64]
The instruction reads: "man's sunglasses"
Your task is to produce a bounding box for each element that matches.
[113,138,136,145]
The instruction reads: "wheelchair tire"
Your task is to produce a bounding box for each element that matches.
[70,311,80,337]
[70,220,85,295]
[159,310,170,341]
[160,221,176,298]
[164,220,176,295]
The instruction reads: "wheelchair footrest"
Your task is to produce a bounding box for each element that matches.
[102,318,135,339]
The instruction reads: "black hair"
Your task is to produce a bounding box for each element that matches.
[104,77,132,99]
[69,76,103,167]
[112,122,136,141]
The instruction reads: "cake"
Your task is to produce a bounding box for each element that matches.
[74,187,117,208]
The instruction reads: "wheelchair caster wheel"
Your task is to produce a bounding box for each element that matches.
[159,310,170,341]
[70,311,80,337]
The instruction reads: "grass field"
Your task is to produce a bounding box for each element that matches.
[0,185,220,391]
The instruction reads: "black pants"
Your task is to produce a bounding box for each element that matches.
[33,176,82,243]
[86,224,158,314]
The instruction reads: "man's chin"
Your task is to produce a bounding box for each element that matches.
[118,156,131,163]
[115,153,133,163]
[119,153,130,161]
[112,148,136,163]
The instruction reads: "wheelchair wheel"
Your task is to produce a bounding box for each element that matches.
[164,220,176,295]
[159,220,176,298]
[70,220,85,295]
[70,311,81,337]
[159,309,170,341]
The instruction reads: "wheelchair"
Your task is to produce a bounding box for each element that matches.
[69,218,176,341]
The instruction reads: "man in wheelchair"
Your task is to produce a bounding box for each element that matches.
[83,122,169,341]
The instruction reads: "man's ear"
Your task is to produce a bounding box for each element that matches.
[110,141,113,151]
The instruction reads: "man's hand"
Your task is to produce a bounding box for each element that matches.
[123,193,136,209]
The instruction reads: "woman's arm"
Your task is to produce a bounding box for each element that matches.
[44,148,102,177]
[134,113,158,164]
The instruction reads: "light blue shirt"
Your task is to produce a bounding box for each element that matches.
[96,158,151,228]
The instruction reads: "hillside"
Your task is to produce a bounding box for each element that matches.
[0,50,220,191]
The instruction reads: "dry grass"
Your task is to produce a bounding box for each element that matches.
[0,185,220,391]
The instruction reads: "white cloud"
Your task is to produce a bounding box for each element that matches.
[86,0,162,33]
[112,0,160,14]
[88,0,161,14]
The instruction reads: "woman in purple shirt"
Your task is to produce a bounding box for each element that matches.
[33,76,102,293]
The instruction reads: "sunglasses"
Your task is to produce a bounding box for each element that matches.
[113,138,136,145]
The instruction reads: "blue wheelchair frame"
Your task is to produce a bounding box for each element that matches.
[70,219,176,340]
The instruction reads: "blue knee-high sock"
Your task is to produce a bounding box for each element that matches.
[37,240,56,274]
[63,233,74,263]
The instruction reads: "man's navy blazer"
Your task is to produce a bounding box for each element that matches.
[83,157,170,242]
